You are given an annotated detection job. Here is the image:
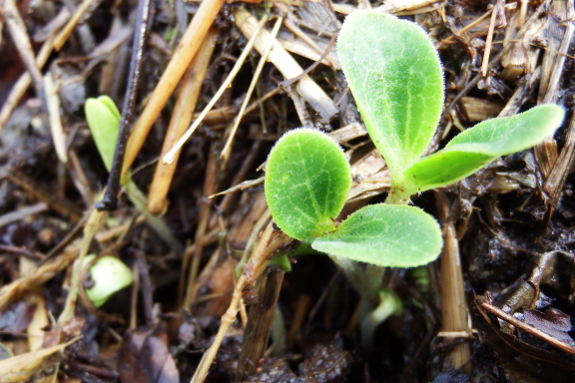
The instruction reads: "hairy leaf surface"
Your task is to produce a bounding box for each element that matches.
[404,104,565,192]
[312,205,442,267]
[265,129,351,241]
[338,10,443,174]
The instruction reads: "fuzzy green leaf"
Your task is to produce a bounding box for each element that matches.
[84,96,121,171]
[265,128,351,241]
[312,204,442,267]
[403,104,565,192]
[338,10,444,175]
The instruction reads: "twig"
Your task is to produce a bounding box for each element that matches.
[544,112,575,206]
[129,261,139,330]
[2,0,45,104]
[541,2,574,105]
[0,240,82,310]
[216,140,262,216]
[233,6,338,120]
[481,0,505,77]
[534,0,574,190]
[0,202,48,227]
[280,30,338,88]
[377,0,443,14]
[163,15,269,165]
[435,191,471,372]
[221,17,283,162]
[122,0,227,175]
[441,0,552,121]
[8,173,83,222]
[477,299,575,357]
[184,143,219,308]
[96,0,153,211]
[189,222,291,383]
[53,0,104,50]
[147,29,218,214]
[44,72,68,164]
[135,251,154,325]
[58,208,105,322]
[0,33,55,131]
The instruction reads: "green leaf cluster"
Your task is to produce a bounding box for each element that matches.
[263,10,565,269]
[265,128,442,267]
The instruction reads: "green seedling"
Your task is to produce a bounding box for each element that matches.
[85,96,182,254]
[265,10,565,268]
[264,10,564,345]
[83,254,133,308]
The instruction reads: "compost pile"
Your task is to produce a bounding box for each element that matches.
[0,0,574,382]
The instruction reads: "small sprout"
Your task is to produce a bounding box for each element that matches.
[84,96,121,171]
[83,254,133,308]
[361,288,403,348]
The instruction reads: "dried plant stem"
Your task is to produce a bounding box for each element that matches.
[187,87,282,130]
[234,7,338,120]
[440,10,491,46]
[281,16,338,68]
[481,0,502,77]
[215,140,262,218]
[53,0,103,50]
[377,0,442,14]
[183,144,219,308]
[436,191,471,372]
[2,0,45,103]
[0,34,55,131]
[0,336,81,382]
[122,0,226,174]
[0,203,48,227]
[98,0,153,211]
[58,208,105,322]
[178,227,220,303]
[190,223,290,383]
[517,0,527,29]
[442,0,551,120]
[541,2,574,105]
[129,262,139,330]
[220,17,283,162]
[477,300,575,356]
[544,112,575,206]
[44,72,68,164]
[0,240,81,310]
[534,1,573,185]
[8,173,82,221]
[163,15,269,165]
[147,29,218,214]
